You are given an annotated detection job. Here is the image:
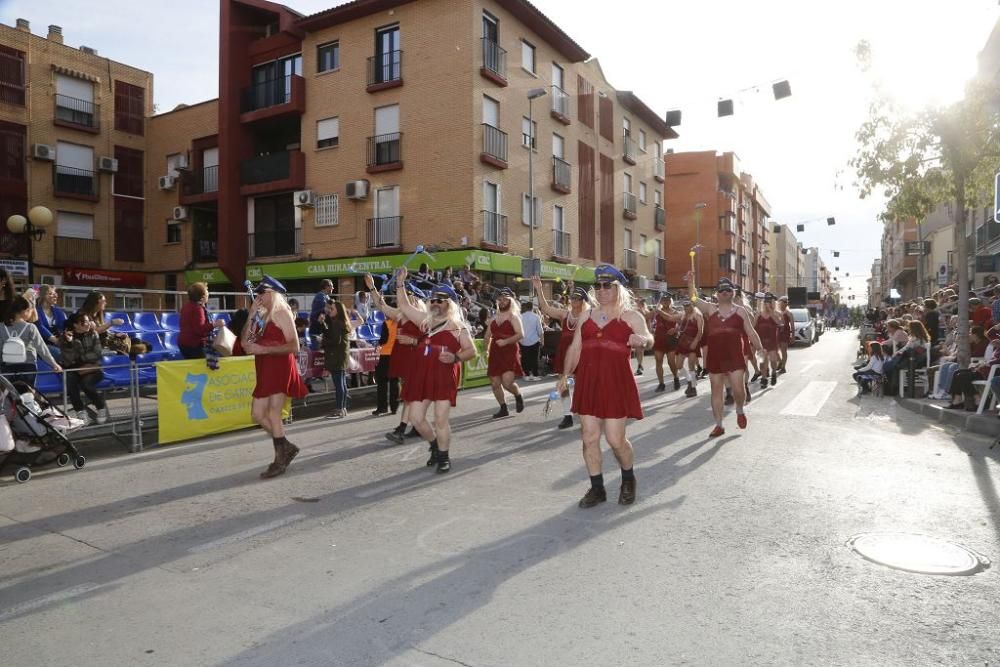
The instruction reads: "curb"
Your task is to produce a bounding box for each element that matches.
[898,397,1000,437]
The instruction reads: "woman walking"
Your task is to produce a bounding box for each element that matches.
[676,300,704,397]
[753,293,782,388]
[319,299,353,419]
[484,287,525,418]
[533,277,591,429]
[179,282,225,359]
[652,294,683,392]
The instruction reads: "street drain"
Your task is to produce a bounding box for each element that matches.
[847,532,990,575]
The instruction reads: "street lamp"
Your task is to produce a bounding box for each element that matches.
[692,202,708,287]
[6,205,53,282]
[526,87,547,297]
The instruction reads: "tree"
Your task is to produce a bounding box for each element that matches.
[851,81,1000,366]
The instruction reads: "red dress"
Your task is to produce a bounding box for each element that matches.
[252,321,308,399]
[401,326,463,405]
[755,314,779,352]
[389,319,423,381]
[571,318,643,420]
[487,318,523,377]
[653,312,678,353]
[676,317,701,357]
[777,311,793,344]
[706,310,747,374]
[553,314,579,374]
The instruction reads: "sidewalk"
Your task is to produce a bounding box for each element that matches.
[897,395,1000,437]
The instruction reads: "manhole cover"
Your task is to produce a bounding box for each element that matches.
[847,532,990,575]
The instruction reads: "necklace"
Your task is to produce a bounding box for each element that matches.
[597,310,609,323]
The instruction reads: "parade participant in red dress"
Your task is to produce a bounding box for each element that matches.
[735,290,761,386]
[753,293,783,388]
[241,276,309,479]
[686,274,763,438]
[395,268,476,473]
[483,287,525,418]
[776,296,794,373]
[676,300,704,397]
[559,264,653,509]
[652,294,683,393]
[534,277,591,429]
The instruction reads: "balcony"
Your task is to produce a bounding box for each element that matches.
[552,156,571,194]
[623,135,637,165]
[481,38,507,86]
[54,236,100,267]
[480,124,508,169]
[655,256,666,278]
[550,85,570,124]
[248,228,302,259]
[623,191,637,220]
[181,165,219,205]
[239,150,305,196]
[481,210,507,249]
[367,50,403,92]
[655,205,665,230]
[553,229,571,259]
[366,132,402,173]
[367,216,402,252]
[240,75,305,124]
[623,248,637,272]
[54,166,98,201]
[654,159,665,182]
[54,94,99,133]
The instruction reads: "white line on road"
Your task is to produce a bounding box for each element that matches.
[187,514,307,554]
[779,381,837,417]
[0,583,103,622]
[798,360,821,375]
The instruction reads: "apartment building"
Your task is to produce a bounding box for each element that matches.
[880,216,918,301]
[145,0,675,296]
[0,19,153,301]
[663,150,771,294]
[868,258,882,306]
[801,247,831,296]
[767,222,802,297]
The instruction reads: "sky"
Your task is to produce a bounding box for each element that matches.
[4,0,997,304]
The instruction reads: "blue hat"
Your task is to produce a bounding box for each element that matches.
[405,282,428,300]
[253,275,287,294]
[594,264,629,285]
[570,286,589,300]
[430,283,459,302]
[762,292,776,302]
[497,287,516,299]
[716,279,735,292]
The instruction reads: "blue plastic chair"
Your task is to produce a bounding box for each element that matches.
[135,332,165,353]
[160,312,181,332]
[134,353,168,384]
[107,312,138,334]
[371,311,386,324]
[34,360,63,396]
[213,312,232,326]
[99,355,132,389]
[134,312,166,333]
[163,332,179,351]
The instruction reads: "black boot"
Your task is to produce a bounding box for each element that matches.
[750,371,761,382]
[673,376,681,391]
[493,403,510,419]
[558,415,573,429]
[436,450,451,474]
[514,394,525,413]
[405,427,420,438]
[426,441,440,467]
[655,382,666,392]
[771,370,777,385]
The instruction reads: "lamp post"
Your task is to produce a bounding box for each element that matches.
[6,206,53,283]
[527,87,547,297]
[692,202,707,288]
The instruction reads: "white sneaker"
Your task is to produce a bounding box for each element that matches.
[76,410,92,425]
[96,410,109,425]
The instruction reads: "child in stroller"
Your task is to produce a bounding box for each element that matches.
[0,375,86,483]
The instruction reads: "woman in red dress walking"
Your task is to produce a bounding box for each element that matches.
[676,300,704,398]
[394,268,476,473]
[558,265,652,508]
[534,278,591,429]
[776,296,794,373]
[652,294,683,393]
[241,276,308,479]
[484,287,525,418]
[753,293,782,388]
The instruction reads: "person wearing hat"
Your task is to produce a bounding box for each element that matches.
[775,295,793,374]
[652,294,684,392]
[557,264,652,508]
[685,272,764,437]
[394,267,477,473]
[241,275,309,479]
[483,286,526,418]
[753,293,782,388]
[675,298,704,397]
[533,277,592,429]
[310,278,336,338]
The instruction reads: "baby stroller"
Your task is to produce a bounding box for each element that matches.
[0,375,86,483]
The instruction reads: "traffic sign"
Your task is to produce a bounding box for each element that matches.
[904,242,929,256]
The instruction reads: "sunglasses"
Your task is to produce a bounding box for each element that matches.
[430,298,446,304]
[594,281,615,291]
[717,288,734,294]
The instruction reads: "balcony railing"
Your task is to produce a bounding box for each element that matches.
[623,191,637,217]
[0,51,25,106]
[656,256,666,276]
[54,236,100,267]
[367,50,402,88]
[623,135,637,164]
[367,216,402,249]
[241,75,294,113]
[482,210,507,247]
[248,228,302,259]
[654,159,665,181]
[54,165,97,197]
[184,165,219,196]
[623,248,637,271]
[54,94,99,131]
[655,205,666,230]
[481,124,508,165]
[241,152,291,185]
[481,38,507,81]
[551,85,569,119]
[552,156,571,193]
[553,229,571,258]
[367,132,402,169]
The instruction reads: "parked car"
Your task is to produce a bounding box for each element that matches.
[790,308,817,346]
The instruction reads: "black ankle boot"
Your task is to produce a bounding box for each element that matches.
[493,404,509,419]
[426,442,440,466]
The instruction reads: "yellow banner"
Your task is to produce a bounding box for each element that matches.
[156,357,287,445]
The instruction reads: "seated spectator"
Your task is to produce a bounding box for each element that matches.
[853,342,885,393]
[459,263,477,285]
[883,320,930,394]
[971,297,993,328]
[59,312,108,425]
[289,298,300,320]
[0,297,62,388]
[35,285,67,345]
[179,282,225,359]
[79,291,130,355]
[945,341,1000,411]
[295,316,310,346]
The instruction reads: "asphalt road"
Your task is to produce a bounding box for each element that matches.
[1,330,998,666]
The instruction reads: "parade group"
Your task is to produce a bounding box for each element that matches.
[241,263,801,508]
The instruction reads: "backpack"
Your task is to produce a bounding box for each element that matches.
[1,324,27,365]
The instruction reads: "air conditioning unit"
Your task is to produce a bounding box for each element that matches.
[172,206,189,221]
[159,174,177,190]
[294,190,316,208]
[98,156,118,173]
[346,180,369,200]
[174,154,190,171]
[33,144,56,161]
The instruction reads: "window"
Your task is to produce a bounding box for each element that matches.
[55,142,95,195]
[552,133,565,159]
[553,204,565,231]
[317,117,339,148]
[639,129,647,152]
[624,172,633,194]
[577,75,594,128]
[317,41,339,73]
[375,185,400,218]
[623,117,631,137]
[718,252,736,271]
[0,121,25,181]
[552,62,564,90]
[640,233,648,256]
[484,181,500,213]
[57,211,94,239]
[655,239,663,259]
[655,142,662,159]
[113,146,143,198]
[624,228,633,250]
[55,74,95,127]
[315,193,339,227]
[521,193,540,227]
[114,80,144,135]
[639,182,647,204]
[167,221,182,244]
[374,25,401,83]
[483,11,499,41]
[521,116,537,149]
[483,95,499,127]
[521,40,535,73]
[0,46,26,106]
[654,190,662,207]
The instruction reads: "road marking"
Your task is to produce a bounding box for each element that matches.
[470,383,557,400]
[188,514,307,553]
[779,381,837,417]
[798,360,820,375]
[0,583,102,622]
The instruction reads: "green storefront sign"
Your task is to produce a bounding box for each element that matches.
[184,268,230,284]
[460,339,490,389]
